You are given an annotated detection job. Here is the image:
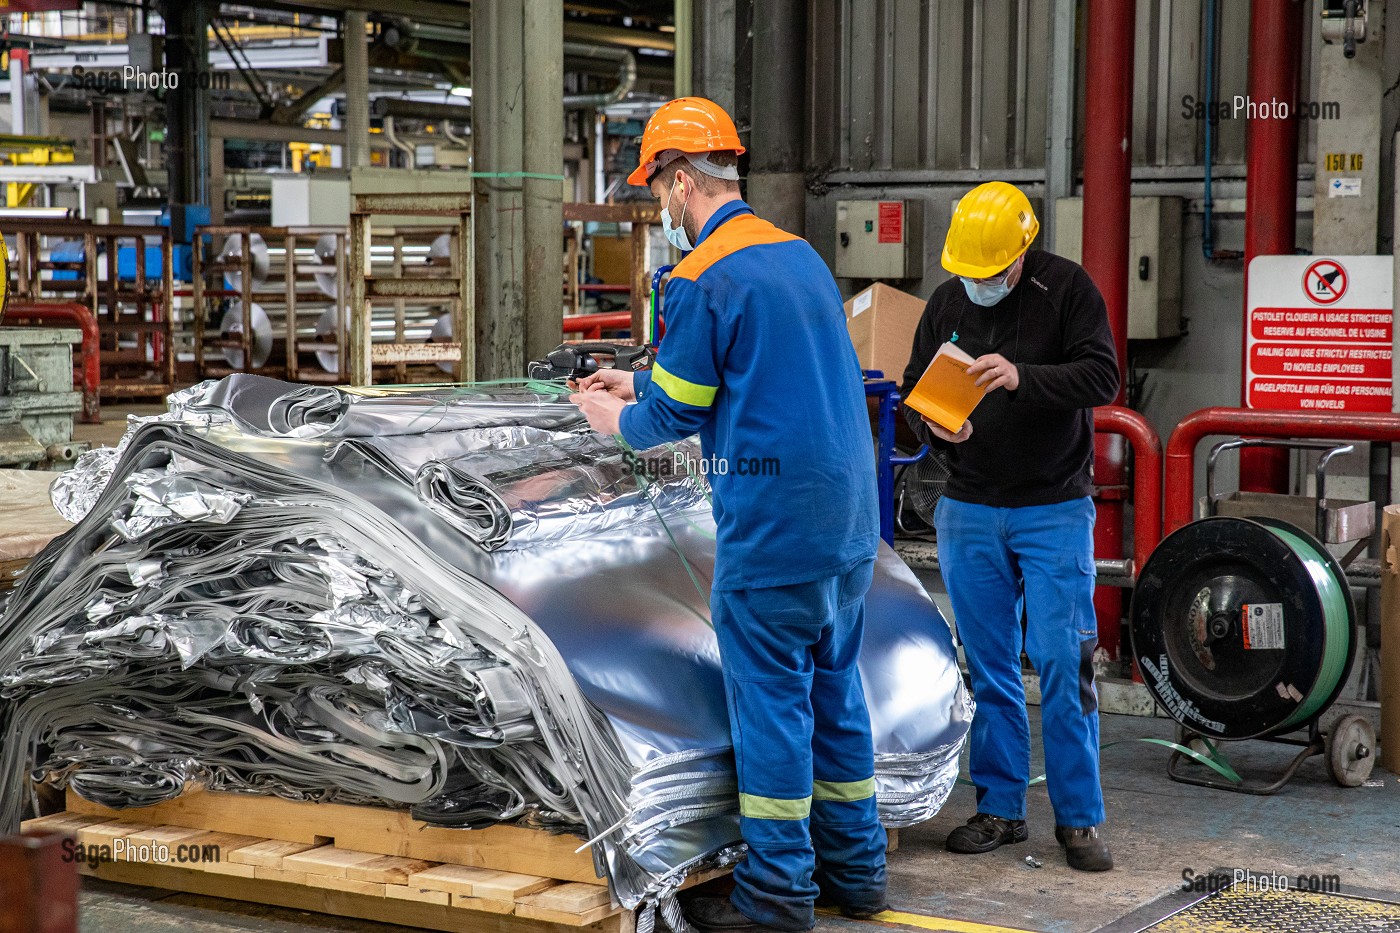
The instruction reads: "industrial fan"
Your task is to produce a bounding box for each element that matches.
[894,447,950,537]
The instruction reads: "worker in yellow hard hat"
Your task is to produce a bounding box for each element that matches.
[901,181,1120,872]
[571,97,888,933]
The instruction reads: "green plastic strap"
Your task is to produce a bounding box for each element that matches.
[813,777,876,802]
[470,171,567,181]
[958,736,1243,790]
[740,792,812,820]
[1266,525,1352,731]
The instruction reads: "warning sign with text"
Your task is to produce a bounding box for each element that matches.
[1246,256,1394,413]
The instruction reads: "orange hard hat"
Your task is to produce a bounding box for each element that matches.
[628,97,745,186]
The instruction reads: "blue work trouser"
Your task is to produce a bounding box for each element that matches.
[710,558,887,932]
[933,495,1105,828]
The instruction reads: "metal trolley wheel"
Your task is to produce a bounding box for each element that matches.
[1131,515,1361,794]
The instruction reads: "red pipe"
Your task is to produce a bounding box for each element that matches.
[1082,0,1135,657]
[2,301,101,424]
[1094,406,1162,577]
[1240,0,1305,493]
[1165,407,1400,535]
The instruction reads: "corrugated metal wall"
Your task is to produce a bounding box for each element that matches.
[807,0,1321,175]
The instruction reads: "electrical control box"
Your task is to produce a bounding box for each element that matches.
[1052,196,1183,340]
[835,199,924,280]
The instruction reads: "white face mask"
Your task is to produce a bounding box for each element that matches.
[960,258,1021,307]
[660,176,693,252]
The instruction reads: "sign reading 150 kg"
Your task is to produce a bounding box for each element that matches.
[1245,255,1394,413]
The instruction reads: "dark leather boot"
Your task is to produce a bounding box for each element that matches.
[814,889,890,920]
[1055,824,1114,871]
[945,813,1029,854]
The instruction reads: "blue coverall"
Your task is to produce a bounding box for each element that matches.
[619,200,885,931]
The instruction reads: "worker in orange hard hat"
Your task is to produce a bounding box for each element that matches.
[571,97,888,933]
[901,181,1120,872]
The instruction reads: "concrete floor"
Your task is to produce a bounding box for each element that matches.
[74,707,1400,933]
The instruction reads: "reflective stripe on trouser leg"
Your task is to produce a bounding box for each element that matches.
[1013,497,1106,828]
[711,559,884,933]
[933,496,1033,821]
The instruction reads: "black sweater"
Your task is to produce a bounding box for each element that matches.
[900,250,1120,508]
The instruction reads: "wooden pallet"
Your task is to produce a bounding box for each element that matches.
[28,790,728,933]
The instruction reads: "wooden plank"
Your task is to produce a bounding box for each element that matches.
[124,825,209,850]
[283,845,384,879]
[470,871,560,901]
[65,787,599,882]
[515,901,621,927]
[519,883,613,914]
[75,821,144,849]
[409,863,502,897]
[311,874,387,898]
[20,813,105,835]
[388,881,452,906]
[450,892,516,914]
[226,838,319,868]
[886,828,900,854]
[347,854,438,884]
[80,858,628,933]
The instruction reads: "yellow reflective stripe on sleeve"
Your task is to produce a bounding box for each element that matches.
[738,793,812,820]
[650,363,718,408]
[812,778,876,802]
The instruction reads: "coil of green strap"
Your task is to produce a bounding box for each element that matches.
[1267,523,1353,732]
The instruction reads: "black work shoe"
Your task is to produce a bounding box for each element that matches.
[815,890,890,920]
[945,813,1029,854]
[683,896,786,933]
[1054,824,1114,871]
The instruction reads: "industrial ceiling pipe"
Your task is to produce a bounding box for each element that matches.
[1240,0,1306,493]
[562,43,637,110]
[1165,407,1400,535]
[1082,0,1134,658]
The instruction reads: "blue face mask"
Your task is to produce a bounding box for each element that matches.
[660,176,693,252]
[960,262,1018,307]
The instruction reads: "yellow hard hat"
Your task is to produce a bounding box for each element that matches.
[942,181,1040,279]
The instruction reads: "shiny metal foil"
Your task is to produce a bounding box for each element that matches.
[0,376,970,920]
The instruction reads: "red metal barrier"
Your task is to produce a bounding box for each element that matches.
[1094,406,1162,578]
[2,301,101,423]
[1165,407,1400,535]
[563,312,633,340]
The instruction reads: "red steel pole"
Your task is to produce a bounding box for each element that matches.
[1082,0,1135,658]
[1239,0,1305,492]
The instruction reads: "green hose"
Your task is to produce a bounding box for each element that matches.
[1268,525,1353,731]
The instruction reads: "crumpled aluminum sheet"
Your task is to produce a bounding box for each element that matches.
[1,376,971,917]
[415,434,709,550]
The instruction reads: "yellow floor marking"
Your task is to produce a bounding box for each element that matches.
[819,907,1040,933]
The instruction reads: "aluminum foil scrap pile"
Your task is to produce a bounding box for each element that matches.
[0,374,972,927]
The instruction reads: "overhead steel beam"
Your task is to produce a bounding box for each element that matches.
[209,118,346,145]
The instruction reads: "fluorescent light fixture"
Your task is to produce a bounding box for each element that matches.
[450,86,472,98]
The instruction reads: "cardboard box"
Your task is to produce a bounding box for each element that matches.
[843,283,927,383]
